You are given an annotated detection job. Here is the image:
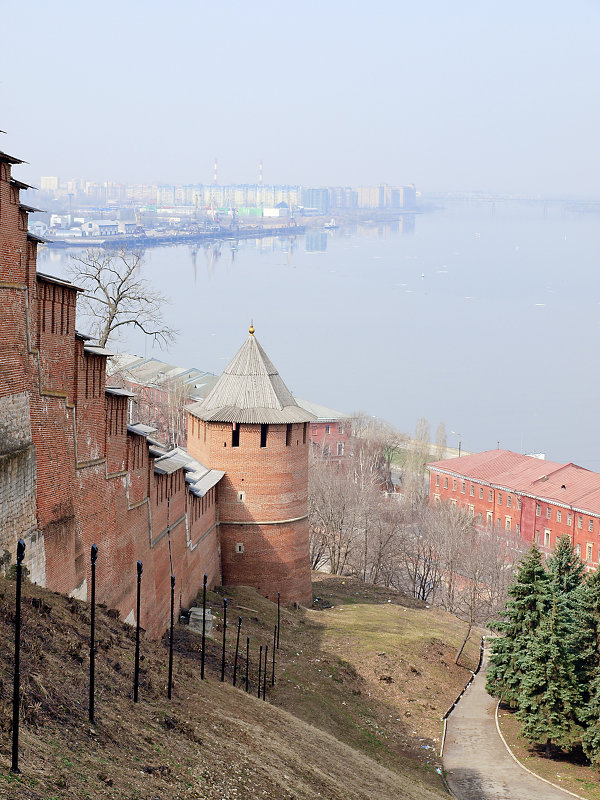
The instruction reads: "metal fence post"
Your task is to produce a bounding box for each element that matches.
[272,625,277,686]
[11,539,25,773]
[245,636,250,692]
[263,645,268,701]
[277,592,280,649]
[233,616,242,686]
[89,544,98,724]
[258,645,263,698]
[134,560,143,703]
[201,573,207,680]
[168,574,175,699]
[220,598,227,682]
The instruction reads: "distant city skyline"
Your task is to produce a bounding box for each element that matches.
[1,0,598,198]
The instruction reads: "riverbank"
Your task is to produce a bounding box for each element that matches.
[46,224,305,249]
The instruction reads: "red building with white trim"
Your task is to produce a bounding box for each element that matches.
[428,449,600,568]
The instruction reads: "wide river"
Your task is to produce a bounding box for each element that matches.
[38,200,600,469]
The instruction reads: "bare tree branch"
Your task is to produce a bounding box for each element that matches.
[68,248,178,348]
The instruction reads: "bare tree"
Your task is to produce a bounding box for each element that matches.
[435,421,447,460]
[308,450,363,574]
[403,417,431,506]
[69,248,177,348]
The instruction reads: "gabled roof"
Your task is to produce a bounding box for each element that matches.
[295,397,350,422]
[0,150,24,165]
[152,446,224,496]
[188,329,315,424]
[37,271,83,291]
[11,177,36,190]
[427,449,600,516]
[428,450,560,486]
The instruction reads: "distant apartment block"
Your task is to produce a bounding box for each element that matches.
[36,174,416,214]
[40,176,59,192]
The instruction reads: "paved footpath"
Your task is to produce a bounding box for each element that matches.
[443,651,574,800]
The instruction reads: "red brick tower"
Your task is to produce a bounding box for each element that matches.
[186,325,315,606]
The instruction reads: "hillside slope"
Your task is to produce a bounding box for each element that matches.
[0,573,477,799]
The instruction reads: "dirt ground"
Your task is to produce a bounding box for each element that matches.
[0,572,479,799]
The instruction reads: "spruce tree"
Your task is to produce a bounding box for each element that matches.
[583,672,600,769]
[547,534,585,596]
[486,545,548,707]
[517,586,586,756]
[547,535,590,710]
[580,568,600,767]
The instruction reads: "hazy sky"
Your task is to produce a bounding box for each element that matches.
[1,0,598,195]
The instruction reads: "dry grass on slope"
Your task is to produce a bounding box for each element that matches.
[184,573,482,794]
[0,574,453,800]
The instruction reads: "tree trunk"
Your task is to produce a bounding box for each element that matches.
[455,622,472,665]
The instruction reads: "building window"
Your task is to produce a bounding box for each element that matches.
[260,424,268,448]
[470,484,475,497]
[498,492,502,505]
[487,512,493,527]
[237,491,246,503]
[444,477,448,489]
[469,505,474,517]
[338,424,344,434]
[322,445,329,457]
[232,423,240,448]
[479,487,484,499]
[587,543,593,562]
[535,530,540,544]
[589,519,594,532]
[578,516,583,529]
[477,512,483,524]
[505,517,511,532]
[516,523,520,535]
[286,423,292,447]
[536,504,541,516]
[507,495,512,508]
[337,442,344,456]
[461,481,466,493]
[453,480,457,491]
[557,509,562,522]
[546,507,551,519]
[576,543,581,557]
[544,529,551,547]
[434,494,440,504]
[436,474,440,486]
[496,518,502,531]
[325,425,330,435]
[451,498,457,507]
[517,497,521,510]
[235,542,245,554]
[567,513,573,526]
[489,490,493,502]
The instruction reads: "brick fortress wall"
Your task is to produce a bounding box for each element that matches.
[0,153,221,637]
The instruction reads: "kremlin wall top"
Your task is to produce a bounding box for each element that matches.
[188,329,316,425]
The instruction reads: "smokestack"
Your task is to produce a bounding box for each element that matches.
[213,158,218,186]
[258,159,263,187]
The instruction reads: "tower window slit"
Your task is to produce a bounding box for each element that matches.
[232,422,240,447]
[286,424,292,446]
[260,424,268,448]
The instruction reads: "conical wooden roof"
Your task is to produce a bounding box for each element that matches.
[188,332,316,424]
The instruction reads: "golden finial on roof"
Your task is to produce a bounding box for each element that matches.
[249,319,255,335]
